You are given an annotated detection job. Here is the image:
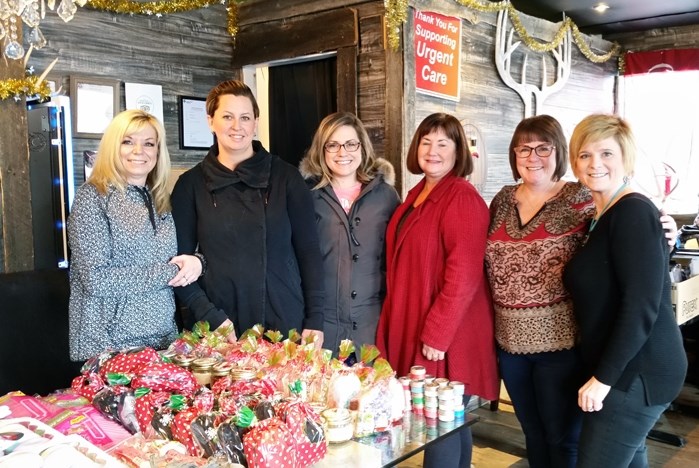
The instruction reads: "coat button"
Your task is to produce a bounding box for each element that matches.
[354,217,361,226]
[352,254,359,262]
[351,290,357,299]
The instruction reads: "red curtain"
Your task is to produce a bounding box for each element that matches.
[624,48,699,75]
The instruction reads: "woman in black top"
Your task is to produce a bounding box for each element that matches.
[171,81,324,346]
[563,114,687,467]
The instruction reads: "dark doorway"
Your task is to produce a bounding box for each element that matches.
[268,57,337,167]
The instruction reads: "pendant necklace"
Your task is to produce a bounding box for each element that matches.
[587,183,628,236]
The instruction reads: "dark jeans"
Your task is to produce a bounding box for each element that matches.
[423,395,473,468]
[577,376,668,468]
[498,347,583,468]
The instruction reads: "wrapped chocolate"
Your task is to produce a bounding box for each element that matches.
[217,421,247,465]
[116,390,140,434]
[190,413,220,458]
[92,386,127,423]
[254,400,276,421]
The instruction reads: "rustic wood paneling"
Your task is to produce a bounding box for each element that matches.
[385,37,405,194]
[239,0,373,25]
[30,6,235,184]
[0,53,34,272]
[233,8,357,67]
[610,24,699,51]
[232,8,357,67]
[336,47,358,113]
[404,0,617,201]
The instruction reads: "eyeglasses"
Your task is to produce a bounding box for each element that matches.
[514,144,555,158]
[324,140,361,153]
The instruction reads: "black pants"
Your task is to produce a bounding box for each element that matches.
[577,377,668,468]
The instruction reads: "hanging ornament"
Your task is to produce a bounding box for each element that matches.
[21,2,41,28]
[57,0,77,22]
[27,26,46,48]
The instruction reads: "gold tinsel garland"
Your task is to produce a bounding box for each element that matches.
[86,0,239,37]
[385,0,409,50]
[385,0,621,63]
[0,75,51,102]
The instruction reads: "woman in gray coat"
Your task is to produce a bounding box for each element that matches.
[300,112,400,355]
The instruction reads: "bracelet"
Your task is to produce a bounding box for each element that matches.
[193,252,207,276]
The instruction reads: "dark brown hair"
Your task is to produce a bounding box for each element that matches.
[508,115,568,181]
[206,80,260,118]
[406,113,473,177]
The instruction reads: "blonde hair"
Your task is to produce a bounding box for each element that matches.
[89,109,172,214]
[569,114,636,178]
[303,112,377,189]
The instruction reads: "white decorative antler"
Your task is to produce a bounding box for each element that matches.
[495,9,571,117]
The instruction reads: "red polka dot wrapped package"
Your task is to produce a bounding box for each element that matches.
[243,417,297,468]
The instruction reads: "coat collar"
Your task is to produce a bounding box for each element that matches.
[202,140,272,192]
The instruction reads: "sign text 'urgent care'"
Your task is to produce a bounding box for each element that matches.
[414,10,462,101]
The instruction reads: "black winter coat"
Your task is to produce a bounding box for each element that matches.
[299,157,400,354]
[172,142,324,336]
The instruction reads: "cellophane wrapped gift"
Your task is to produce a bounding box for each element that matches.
[71,372,105,400]
[131,362,199,396]
[92,385,140,434]
[243,417,297,468]
[98,347,160,378]
[275,400,327,466]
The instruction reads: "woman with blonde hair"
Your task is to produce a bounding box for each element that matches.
[563,114,686,467]
[299,112,400,354]
[68,109,201,361]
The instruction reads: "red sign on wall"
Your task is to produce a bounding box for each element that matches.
[414,10,462,101]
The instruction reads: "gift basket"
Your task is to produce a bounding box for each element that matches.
[45,322,406,467]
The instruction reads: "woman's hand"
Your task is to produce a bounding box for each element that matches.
[660,212,678,247]
[168,254,203,287]
[422,344,445,361]
[301,329,324,350]
[218,319,237,343]
[578,376,611,413]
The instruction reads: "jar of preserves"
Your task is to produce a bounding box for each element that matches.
[190,357,218,387]
[321,408,354,444]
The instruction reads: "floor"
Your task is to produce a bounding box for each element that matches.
[397,382,699,467]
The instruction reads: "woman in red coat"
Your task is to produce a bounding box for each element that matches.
[376,113,499,468]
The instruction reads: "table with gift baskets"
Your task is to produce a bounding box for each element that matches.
[0,323,479,468]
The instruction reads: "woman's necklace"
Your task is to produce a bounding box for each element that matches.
[588,183,628,235]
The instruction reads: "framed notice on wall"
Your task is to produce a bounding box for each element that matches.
[414,10,462,101]
[178,96,213,150]
[70,76,120,139]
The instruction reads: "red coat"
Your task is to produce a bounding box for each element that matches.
[376,175,499,400]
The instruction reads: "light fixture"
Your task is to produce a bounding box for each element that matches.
[592,3,610,13]
[0,0,86,60]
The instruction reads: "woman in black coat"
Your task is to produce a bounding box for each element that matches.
[171,80,324,346]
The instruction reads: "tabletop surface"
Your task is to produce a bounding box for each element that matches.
[313,412,478,468]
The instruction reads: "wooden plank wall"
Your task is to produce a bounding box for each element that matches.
[235,0,403,191]
[30,5,235,183]
[405,0,618,201]
[609,24,699,51]
[0,50,34,272]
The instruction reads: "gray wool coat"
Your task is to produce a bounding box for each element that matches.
[299,157,400,355]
